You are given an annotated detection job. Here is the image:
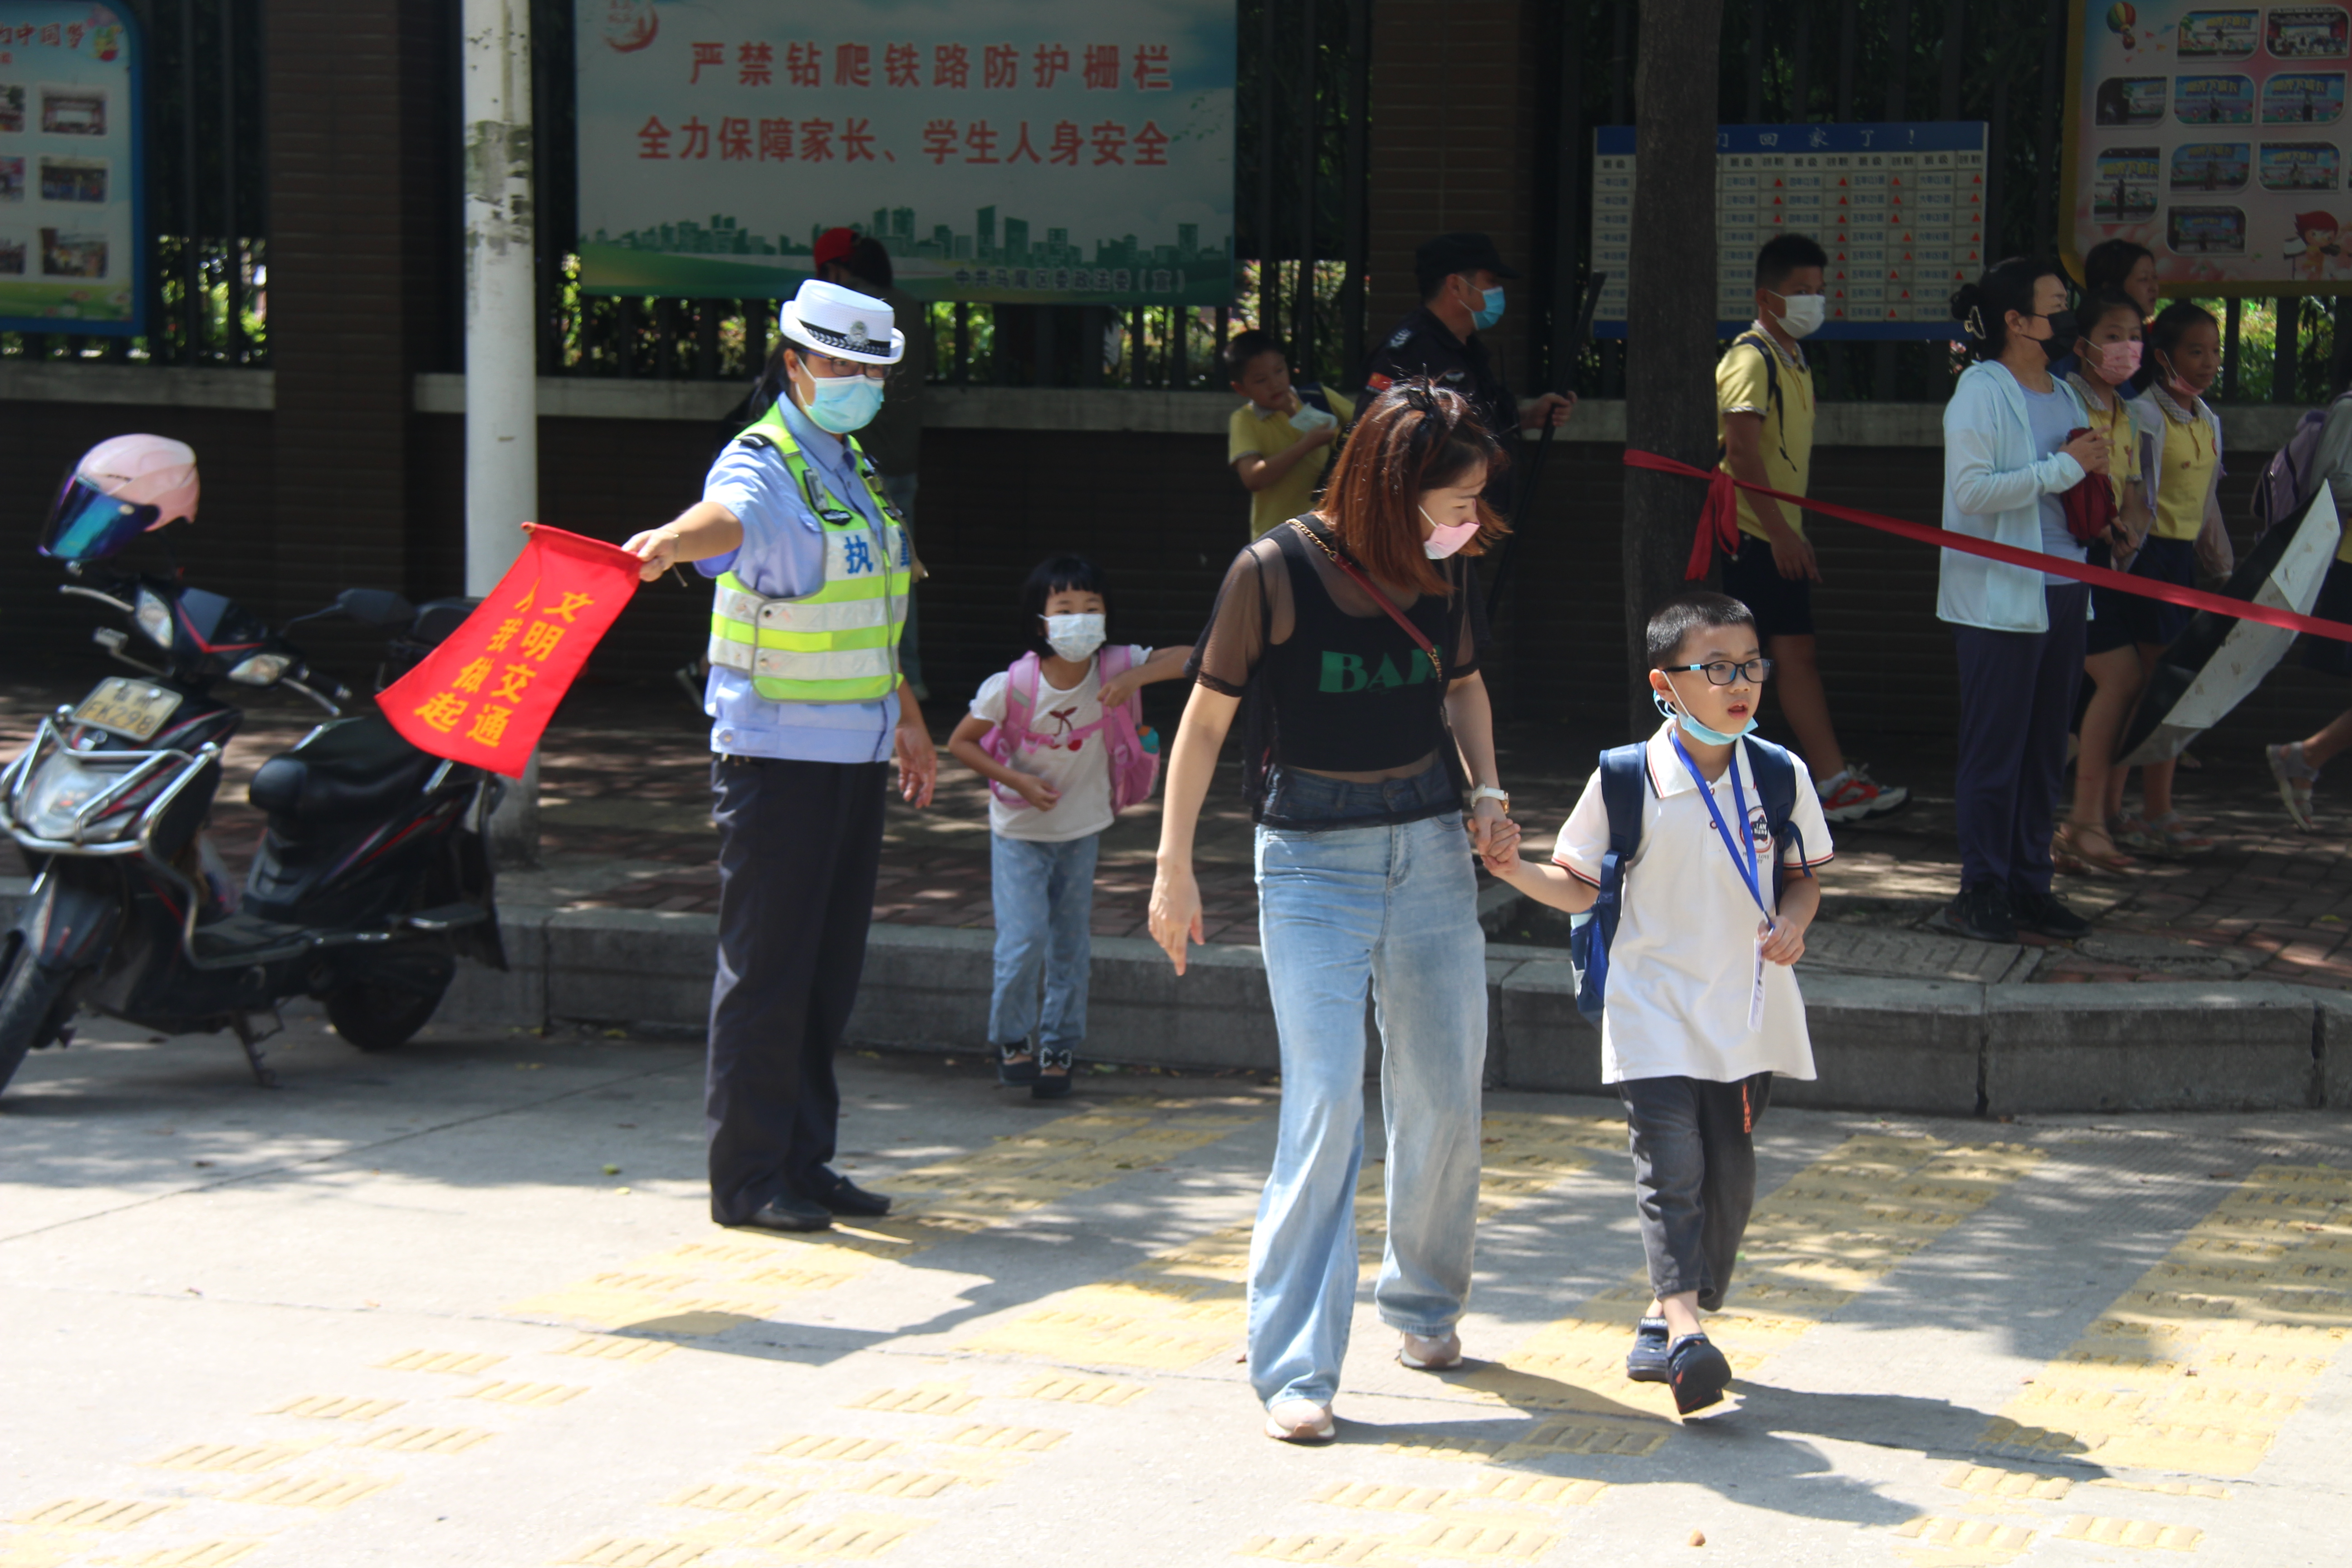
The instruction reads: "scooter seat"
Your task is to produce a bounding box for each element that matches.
[249,714,439,828]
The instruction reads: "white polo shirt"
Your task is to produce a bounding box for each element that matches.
[1552,722,1834,1085]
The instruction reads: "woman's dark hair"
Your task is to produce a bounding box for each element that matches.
[2081,238,2155,298]
[2129,301,2221,397]
[1647,592,1757,670]
[1316,378,1508,595]
[1019,554,1110,657]
[2078,288,2143,342]
[1950,255,2065,361]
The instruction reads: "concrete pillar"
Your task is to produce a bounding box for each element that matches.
[461,0,540,867]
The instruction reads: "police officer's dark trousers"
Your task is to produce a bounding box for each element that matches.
[706,754,888,1225]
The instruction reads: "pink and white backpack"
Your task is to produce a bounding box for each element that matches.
[980,647,1161,815]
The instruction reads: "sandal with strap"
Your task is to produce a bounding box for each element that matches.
[2117,810,2213,853]
[2268,741,2321,833]
[997,1041,1039,1088]
[2055,820,2137,874]
[1032,1045,1075,1101]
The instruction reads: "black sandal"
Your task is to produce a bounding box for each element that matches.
[1032,1045,1075,1100]
[997,1041,1039,1088]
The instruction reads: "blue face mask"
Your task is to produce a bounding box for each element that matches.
[1652,687,1757,747]
[1472,285,1505,330]
[803,371,884,434]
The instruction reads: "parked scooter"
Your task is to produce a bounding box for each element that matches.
[0,436,506,1095]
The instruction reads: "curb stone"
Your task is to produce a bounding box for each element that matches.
[2,878,2342,1114]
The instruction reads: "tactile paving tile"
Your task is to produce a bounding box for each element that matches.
[558,1539,708,1568]
[142,1443,311,1474]
[126,1544,265,1568]
[462,1381,588,1408]
[267,1395,404,1422]
[1308,1482,1455,1514]
[1003,1373,1147,1406]
[1890,1515,2037,1563]
[732,1513,923,1560]
[935,1423,1065,1453]
[759,1434,903,1463]
[225,1473,398,1510]
[833,1470,965,1499]
[1236,1533,1402,1565]
[2054,1514,2205,1549]
[11,1498,178,1530]
[843,1382,980,1417]
[347,1426,495,1455]
[1450,1475,1609,1508]
[1937,1464,2073,1502]
[1392,1518,1557,1559]
[552,1335,676,1364]
[375,1349,505,1376]
[661,1483,809,1517]
[1983,1163,2352,1479]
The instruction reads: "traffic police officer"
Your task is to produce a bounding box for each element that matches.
[623,279,938,1234]
[1363,232,1577,510]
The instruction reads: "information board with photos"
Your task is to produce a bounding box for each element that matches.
[1591,122,1989,339]
[0,1,142,332]
[2066,2,2352,291]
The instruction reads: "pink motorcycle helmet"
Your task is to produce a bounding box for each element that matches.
[42,434,201,562]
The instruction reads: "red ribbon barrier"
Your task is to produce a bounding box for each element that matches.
[1626,447,2352,645]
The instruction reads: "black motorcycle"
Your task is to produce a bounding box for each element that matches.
[0,573,507,1094]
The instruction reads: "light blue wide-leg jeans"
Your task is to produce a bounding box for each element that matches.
[1246,768,1488,1410]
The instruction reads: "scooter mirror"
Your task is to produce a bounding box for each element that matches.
[334,588,416,629]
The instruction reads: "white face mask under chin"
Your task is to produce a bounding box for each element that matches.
[1044,612,1107,663]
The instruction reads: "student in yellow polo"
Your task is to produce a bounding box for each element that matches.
[1715,233,1908,825]
[1226,329,1355,536]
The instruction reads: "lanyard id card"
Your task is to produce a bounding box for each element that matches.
[1670,733,1774,1032]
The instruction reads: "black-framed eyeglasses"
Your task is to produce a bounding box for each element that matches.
[1666,658,1774,686]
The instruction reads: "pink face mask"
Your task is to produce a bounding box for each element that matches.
[2086,338,2144,382]
[1420,505,1479,559]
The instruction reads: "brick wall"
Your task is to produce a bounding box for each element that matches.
[1364,0,1546,387]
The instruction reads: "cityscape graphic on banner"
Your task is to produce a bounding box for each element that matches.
[590,205,1230,299]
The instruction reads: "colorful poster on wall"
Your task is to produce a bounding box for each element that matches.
[2066,2,2352,292]
[0,3,141,333]
[573,0,1234,305]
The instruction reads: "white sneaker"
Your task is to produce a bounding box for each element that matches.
[1264,1399,1335,1442]
[1399,1329,1463,1370]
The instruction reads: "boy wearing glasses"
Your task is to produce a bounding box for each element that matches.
[1481,593,1831,1414]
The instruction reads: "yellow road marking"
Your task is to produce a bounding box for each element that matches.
[142,1443,313,1474]
[558,1540,707,1568]
[347,1426,495,1455]
[843,1382,980,1417]
[1004,1373,1148,1406]
[267,1395,403,1422]
[2054,1514,2205,1549]
[662,1483,809,1516]
[463,1380,588,1408]
[128,1544,264,1568]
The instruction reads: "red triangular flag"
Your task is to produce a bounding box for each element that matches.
[377,524,642,779]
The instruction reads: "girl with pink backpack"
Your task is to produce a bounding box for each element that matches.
[946,556,1192,1098]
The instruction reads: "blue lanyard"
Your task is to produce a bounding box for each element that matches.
[1669,732,1774,926]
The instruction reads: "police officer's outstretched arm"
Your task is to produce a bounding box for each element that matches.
[623,501,744,581]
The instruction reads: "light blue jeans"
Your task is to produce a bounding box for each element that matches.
[988,831,1099,1055]
[1247,764,1488,1410]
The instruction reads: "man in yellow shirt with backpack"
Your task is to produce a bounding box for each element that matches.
[1715,234,1908,824]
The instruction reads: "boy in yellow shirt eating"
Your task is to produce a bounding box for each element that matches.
[1226,329,1356,537]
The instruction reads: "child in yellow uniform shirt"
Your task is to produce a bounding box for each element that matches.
[1226,330,1356,537]
[2121,303,2227,853]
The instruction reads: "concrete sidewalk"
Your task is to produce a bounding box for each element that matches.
[2,1008,2347,1566]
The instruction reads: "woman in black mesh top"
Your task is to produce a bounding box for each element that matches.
[1147,382,1515,1443]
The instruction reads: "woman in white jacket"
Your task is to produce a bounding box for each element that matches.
[1933,259,2109,944]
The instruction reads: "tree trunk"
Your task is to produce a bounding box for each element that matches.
[1621,0,1725,732]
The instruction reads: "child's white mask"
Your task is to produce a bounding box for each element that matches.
[1044,613,1107,662]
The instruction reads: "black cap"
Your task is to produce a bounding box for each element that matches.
[1415,231,1519,280]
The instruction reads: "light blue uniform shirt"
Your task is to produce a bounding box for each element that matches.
[2020,381,2087,586]
[695,395,899,763]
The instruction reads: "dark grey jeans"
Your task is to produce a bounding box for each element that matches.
[1617,1072,1774,1313]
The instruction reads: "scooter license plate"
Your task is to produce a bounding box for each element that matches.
[72,677,181,741]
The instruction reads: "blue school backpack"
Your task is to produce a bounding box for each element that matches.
[1569,735,1809,1025]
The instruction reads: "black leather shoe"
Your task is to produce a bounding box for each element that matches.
[801,1167,892,1217]
[735,1194,833,1233]
[2011,886,2092,940]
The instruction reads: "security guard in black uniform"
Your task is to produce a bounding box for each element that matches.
[1364,232,1576,511]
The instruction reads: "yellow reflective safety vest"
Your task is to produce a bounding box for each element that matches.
[706,405,913,704]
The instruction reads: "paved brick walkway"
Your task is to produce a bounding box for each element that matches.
[7,680,2352,986]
